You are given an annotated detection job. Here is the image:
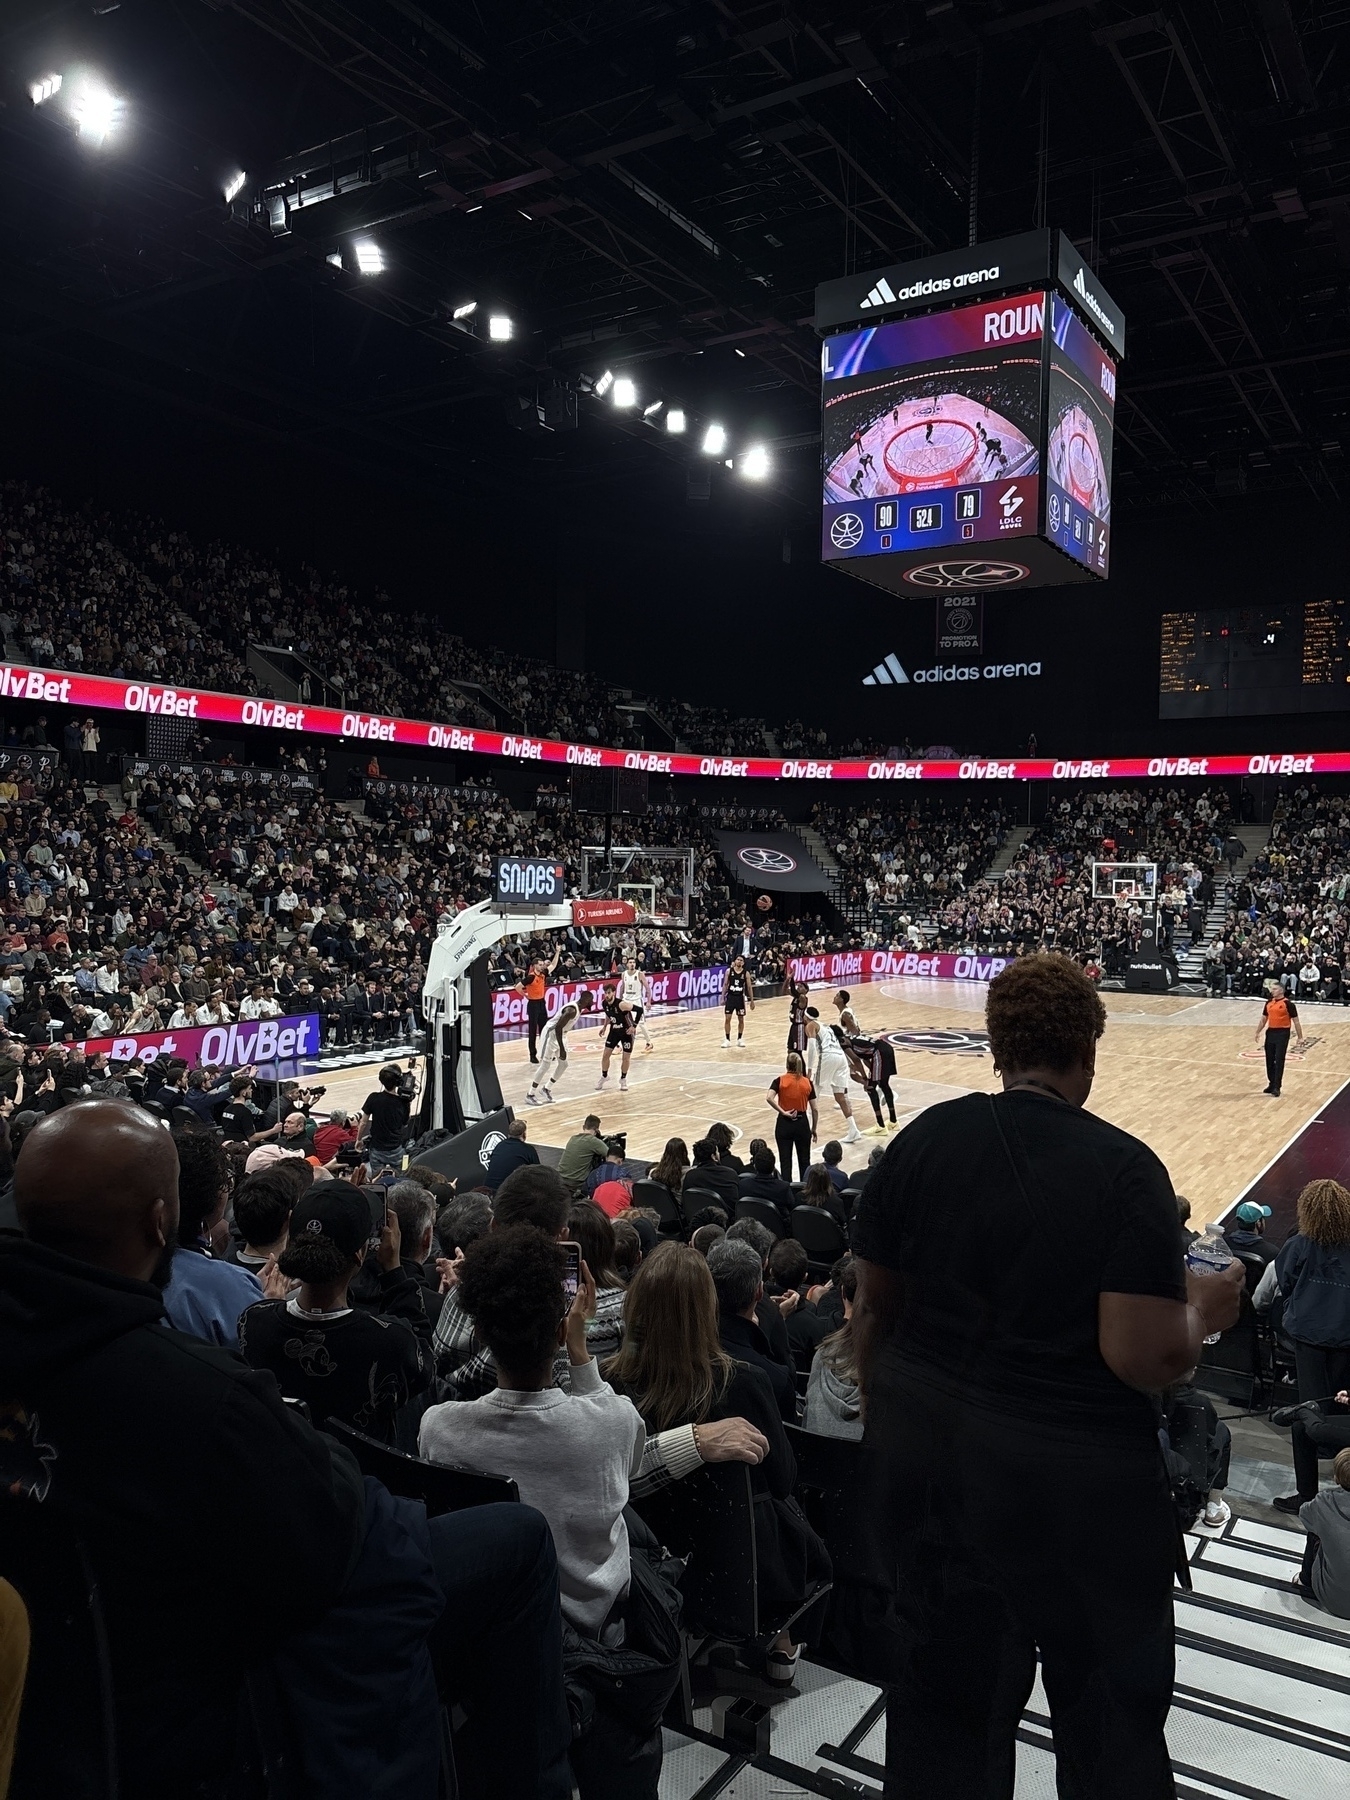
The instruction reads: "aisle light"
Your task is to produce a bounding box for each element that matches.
[741,444,771,480]
[612,377,637,408]
[701,422,727,455]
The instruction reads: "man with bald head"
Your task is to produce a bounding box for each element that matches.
[0,1100,572,1799]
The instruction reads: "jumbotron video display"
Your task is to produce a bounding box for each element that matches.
[1160,600,1350,718]
[1045,294,1115,576]
[821,291,1045,570]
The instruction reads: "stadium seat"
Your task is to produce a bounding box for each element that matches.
[320,1418,518,1516]
[789,1206,848,1275]
[631,1178,684,1237]
[734,1198,785,1239]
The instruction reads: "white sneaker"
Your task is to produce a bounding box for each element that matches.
[595,1076,607,1090]
[722,1039,731,1048]
[539,1087,554,1104]
[1202,1499,1231,1529]
[844,1123,863,1144]
[619,1076,628,1091]
[526,1091,541,1106]
[643,1041,653,1052]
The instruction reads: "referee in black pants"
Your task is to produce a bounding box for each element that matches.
[1254,983,1303,1096]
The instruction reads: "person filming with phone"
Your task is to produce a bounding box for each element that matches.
[853,954,1244,1799]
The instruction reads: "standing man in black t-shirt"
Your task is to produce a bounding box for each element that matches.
[852,954,1243,1799]
[357,1064,412,1176]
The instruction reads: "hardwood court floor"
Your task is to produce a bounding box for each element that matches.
[321,982,1350,1229]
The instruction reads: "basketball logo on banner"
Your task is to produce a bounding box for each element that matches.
[904,560,1029,589]
[738,846,797,875]
[829,513,864,550]
[937,594,983,653]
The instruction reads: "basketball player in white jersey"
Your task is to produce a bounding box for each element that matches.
[833,989,863,1036]
[806,1008,863,1144]
[526,1002,579,1105]
[619,957,654,1051]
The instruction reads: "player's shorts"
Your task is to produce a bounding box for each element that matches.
[817,1054,850,1094]
[724,996,746,1014]
[605,1026,633,1051]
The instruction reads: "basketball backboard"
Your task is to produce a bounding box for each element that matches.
[1090,861,1158,905]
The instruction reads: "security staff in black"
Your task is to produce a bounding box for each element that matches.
[721,957,755,1045]
[1255,984,1303,1096]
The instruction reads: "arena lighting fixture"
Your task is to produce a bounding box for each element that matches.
[487,313,513,341]
[30,74,62,106]
[701,422,727,455]
[612,377,637,408]
[223,170,247,205]
[353,239,384,275]
[452,300,478,320]
[594,369,614,397]
[69,78,122,145]
[665,408,686,434]
[740,443,771,480]
[325,251,343,268]
[642,399,664,417]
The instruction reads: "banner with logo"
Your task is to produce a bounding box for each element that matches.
[364,779,496,804]
[785,946,1013,987]
[0,747,60,791]
[937,596,982,652]
[121,757,319,792]
[493,966,728,1034]
[78,1011,323,1071]
[714,831,833,893]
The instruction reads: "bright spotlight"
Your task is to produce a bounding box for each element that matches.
[741,444,771,480]
[30,74,62,106]
[594,369,614,397]
[223,171,247,205]
[701,423,727,455]
[488,313,513,341]
[353,239,384,275]
[612,377,637,408]
[452,300,478,320]
[325,251,343,269]
[666,408,686,434]
[643,399,664,418]
[70,79,122,145]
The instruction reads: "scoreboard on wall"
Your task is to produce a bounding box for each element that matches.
[815,230,1124,594]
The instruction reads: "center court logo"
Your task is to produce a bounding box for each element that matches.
[737,846,797,874]
[886,1028,990,1057]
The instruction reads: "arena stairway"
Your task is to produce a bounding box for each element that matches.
[1175,824,1270,987]
[656,1514,1350,1799]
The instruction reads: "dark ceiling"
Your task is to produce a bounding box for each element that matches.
[3,0,1350,521]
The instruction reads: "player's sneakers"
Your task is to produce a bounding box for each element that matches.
[643,1042,653,1052]
[619,1076,628,1092]
[722,1039,731,1048]
[539,1087,554,1103]
[843,1123,863,1144]
[595,1076,607,1090]
[526,1091,541,1106]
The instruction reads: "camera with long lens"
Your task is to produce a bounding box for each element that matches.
[603,1132,627,1158]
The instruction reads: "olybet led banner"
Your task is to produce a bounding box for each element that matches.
[78,1012,322,1071]
[786,947,1012,986]
[493,966,729,1035]
[0,659,1346,785]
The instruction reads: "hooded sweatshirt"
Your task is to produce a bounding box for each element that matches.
[0,1237,364,1792]
[804,1347,864,1440]
[1301,1487,1350,1620]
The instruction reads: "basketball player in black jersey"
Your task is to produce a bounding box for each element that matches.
[721,956,756,1046]
[786,981,811,1059]
[595,982,635,1093]
[847,1034,899,1131]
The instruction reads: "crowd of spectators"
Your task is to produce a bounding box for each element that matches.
[814,797,1013,937]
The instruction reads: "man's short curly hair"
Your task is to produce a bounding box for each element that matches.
[457,1224,564,1376]
[985,954,1107,1075]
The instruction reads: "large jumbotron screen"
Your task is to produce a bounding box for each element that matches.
[820,290,1045,569]
[1045,294,1115,577]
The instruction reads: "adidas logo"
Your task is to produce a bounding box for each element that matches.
[858,277,897,310]
[863,652,908,687]
[1072,267,1116,338]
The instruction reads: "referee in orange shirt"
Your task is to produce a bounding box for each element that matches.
[1255,983,1304,1096]
[516,946,560,1064]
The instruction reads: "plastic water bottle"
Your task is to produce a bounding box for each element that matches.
[1186,1223,1235,1345]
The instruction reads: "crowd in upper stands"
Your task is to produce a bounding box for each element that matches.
[814,797,1014,938]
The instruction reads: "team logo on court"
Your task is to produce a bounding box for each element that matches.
[903,560,1029,589]
[830,512,864,550]
[737,846,797,875]
[478,1130,506,1168]
[886,1028,991,1057]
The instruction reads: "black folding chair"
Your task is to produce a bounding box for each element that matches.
[789,1205,848,1277]
[632,1177,684,1238]
[735,1197,786,1239]
[320,1417,518,1516]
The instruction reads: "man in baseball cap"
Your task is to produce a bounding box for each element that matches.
[1225,1200,1277,1276]
[291,1184,374,1258]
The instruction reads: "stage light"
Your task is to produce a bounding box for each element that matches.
[701,423,727,455]
[741,443,771,480]
[223,171,247,205]
[353,239,384,274]
[325,251,342,269]
[70,79,122,144]
[30,74,62,106]
[488,313,513,341]
[666,409,686,434]
[594,369,614,397]
[612,377,637,408]
[452,301,478,320]
[734,347,747,358]
[643,399,664,417]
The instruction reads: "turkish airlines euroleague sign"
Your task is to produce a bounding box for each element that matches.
[0,661,1338,784]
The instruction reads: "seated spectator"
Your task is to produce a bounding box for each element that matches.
[608,1243,830,1683]
[1300,1448,1350,1618]
[706,1121,745,1174]
[1176,1194,1198,1248]
[820,1141,849,1194]
[768,1238,835,1362]
[647,1137,689,1204]
[681,1138,739,1215]
[804,1259,862,1439]
[312,1105,359,1164]
[1161,1382,1232,1530]
[225,1167,296,1270]
[612,1218,643,1284]
[1275,1386,1350,1514]
[800,1164,850,1232]
[848,1141,886,1189]
[690,1220,725,1257]
[1225,1200,1277,1269]
[486,1117,538,1191]
[726,1217,795,1365]
[351,1178,445,1327]
[161,1127,261,1348]
[0,1100,573,1799]
[238,1184,434,1441]
[567,1200,627,1360]
[706,1239,798,1422]
[739,1146,794,1223]
[558,1114,609,1197]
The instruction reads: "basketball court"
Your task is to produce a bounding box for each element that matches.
[824,389,1037,504]
[321,980,1350,1229]
[1048,400,1110,516]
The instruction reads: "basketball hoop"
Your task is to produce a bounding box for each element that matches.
[1066,431,1097,506]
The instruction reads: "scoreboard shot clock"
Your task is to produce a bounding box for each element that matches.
[816,229,1123,593]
